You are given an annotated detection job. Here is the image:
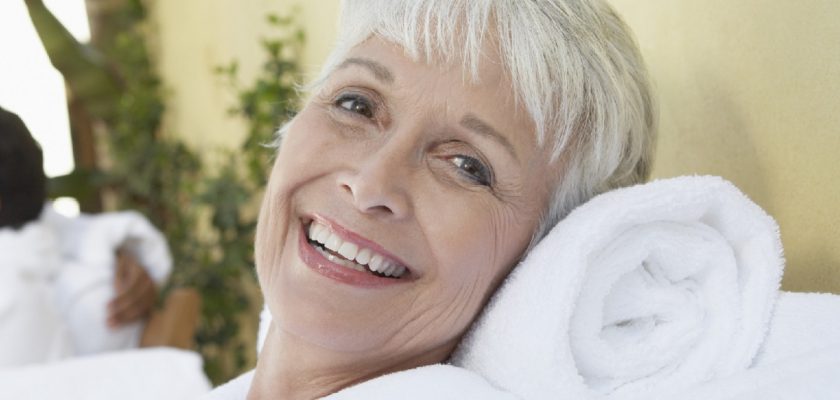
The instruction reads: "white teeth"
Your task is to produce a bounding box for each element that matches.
[325,233,342,252]
[311,224,325,242]
[368,254,384,273]
[355,248,373,266]
[381,263,394,277]
[306,220,407,278]
[384,263,398,277]
[337,242,359,260]
[318,246,365,272]
[315,227,330,244]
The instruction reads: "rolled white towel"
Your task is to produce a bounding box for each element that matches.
[451,176,784,400]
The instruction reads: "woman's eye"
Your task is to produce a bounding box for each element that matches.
[335,94,374,119]
[450,155,492,187]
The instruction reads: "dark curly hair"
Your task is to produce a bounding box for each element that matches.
[0,106,47,229]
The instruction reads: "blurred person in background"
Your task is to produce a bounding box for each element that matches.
[0,105,172,367]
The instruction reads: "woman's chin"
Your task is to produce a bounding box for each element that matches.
[267,249,413,355]
[269,301,399,355]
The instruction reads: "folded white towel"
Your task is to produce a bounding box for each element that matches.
[754,291,840,366]
[451,176,785,400]
[676,344,840,400]
[650,291,840,399]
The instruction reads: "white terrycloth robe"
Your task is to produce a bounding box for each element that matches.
[44,206,173,355]
[0,217,71,367]
[0,204,172,366]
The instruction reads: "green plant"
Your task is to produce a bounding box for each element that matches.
[27,0,304,384]
[96,2,259,384]
[215,13,305,185]
[199,14,305,380]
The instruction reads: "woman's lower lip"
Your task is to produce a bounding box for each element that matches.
[297,223,407,288]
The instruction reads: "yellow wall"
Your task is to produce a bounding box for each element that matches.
[608,0,840,293]
[152,0,839,293]
[150,0,339,154]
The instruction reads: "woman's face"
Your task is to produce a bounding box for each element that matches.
[256,36,555,368]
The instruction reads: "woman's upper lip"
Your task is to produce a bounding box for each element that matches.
[305,213,415,275]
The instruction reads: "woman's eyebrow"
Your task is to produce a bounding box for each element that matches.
[460,114,520,163]
[337,57,395,84]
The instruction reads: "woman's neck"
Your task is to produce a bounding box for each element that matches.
[247,325,358,400]
[246,324,454,400]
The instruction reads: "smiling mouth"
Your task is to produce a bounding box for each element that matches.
[304,220,409,279]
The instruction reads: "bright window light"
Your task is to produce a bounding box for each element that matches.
[44,0,91,42]
[0,0,90,178]
[53,197,81,218]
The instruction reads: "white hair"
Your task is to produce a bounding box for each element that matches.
[297,0,656,244]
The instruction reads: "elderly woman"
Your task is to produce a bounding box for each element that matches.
[210,0,654,398]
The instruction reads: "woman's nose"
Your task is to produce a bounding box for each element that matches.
[336,148,412,219]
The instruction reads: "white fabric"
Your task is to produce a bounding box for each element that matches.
[451,176,784,400]
[753,291,840,366]
[327,365,517,399]
[203,366,516,400]
[0,348,211,400]
[676,345,840,400]
[650,292,840,399]
[0,218,72,367]
[0,204,172,365]
[44,206,173,355]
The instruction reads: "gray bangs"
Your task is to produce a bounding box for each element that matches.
[315,0,561,153]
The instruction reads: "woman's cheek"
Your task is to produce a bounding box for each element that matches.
[255,137,302,291]
[255,174,288,288]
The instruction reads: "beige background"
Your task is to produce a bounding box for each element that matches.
[609,0,840,293]
[150,0,339,152]
[151,0,839,293]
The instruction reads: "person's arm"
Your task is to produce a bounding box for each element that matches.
[107,249,157,328]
